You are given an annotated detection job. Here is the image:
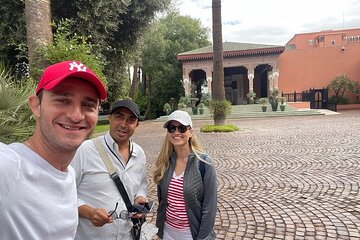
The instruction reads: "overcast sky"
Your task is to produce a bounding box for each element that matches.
[176,0,360,46]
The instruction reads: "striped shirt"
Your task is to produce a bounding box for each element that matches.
[165,172,189,229]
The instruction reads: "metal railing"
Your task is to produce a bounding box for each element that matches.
[282,90,310,102]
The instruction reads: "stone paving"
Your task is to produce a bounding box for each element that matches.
[131,110,360,240]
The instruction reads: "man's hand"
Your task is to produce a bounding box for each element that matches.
[90,208,113,226]
[78,205,112,227]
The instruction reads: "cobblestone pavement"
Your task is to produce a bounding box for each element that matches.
[131,110,360,240]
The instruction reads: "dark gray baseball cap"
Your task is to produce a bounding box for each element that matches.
[110,99,140,118]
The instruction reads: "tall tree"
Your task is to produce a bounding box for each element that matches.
[212,0,226,125]
[51,0,172,104]
[141,12,210,118]
[25,0,53,79]
[1,0,171,103]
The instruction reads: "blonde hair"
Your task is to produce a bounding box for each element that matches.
[153,130,204,184]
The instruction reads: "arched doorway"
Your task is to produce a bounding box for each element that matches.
[189,69,207,101]
[254,64,272,98]
[224,66,248,104]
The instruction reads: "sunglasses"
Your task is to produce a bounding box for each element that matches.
[108,202,129,220]
[167,124,190,133]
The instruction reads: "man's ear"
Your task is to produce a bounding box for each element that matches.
[28,94,41,118]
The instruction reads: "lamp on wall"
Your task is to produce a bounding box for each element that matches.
[342,46,346,51]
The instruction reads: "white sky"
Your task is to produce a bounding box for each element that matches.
[176,0,360,45]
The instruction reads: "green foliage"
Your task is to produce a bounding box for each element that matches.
[141,11,210,117]
[198,103,205,109]
[39,19,107,84]
[327,74,352,103]
[94,123,109,134]
[163,103,171,113]
[328,95,350,104]
[279,97,286,105]
[177,103,187,110]
[209,99,232,116]
[246,90,256,104]
[134,91,148,116]
[0,62,36,143]
[200,124,240,133]
[200,93,211,107]
[0,0,26,70]
[209,99,231,125]
[268,88,279,111]
[51,0,171,105]
[179,96,190,107]
[349,81,360,95]
[1,0,171,104]
[258,97,268,105]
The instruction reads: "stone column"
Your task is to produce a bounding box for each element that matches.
[273,72,279,89]
[247,65,255,92]
[268,72,273,92]
[205,70,212,96]
[183,77,190,96]
[248,73,254,91]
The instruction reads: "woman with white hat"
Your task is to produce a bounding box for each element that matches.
[153,110,217,240]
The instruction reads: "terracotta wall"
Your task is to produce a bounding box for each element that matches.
[278,40,360,96]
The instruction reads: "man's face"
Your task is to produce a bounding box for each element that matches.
[35,78,100,152]
[109,107,139,144]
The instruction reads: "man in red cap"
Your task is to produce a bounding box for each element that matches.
[0,60,107,239]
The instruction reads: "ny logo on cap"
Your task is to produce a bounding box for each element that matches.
[69,62,87,72]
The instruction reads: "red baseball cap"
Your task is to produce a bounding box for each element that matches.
[35,60,107,100]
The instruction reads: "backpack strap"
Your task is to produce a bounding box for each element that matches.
[199,159,205,179]
[198,153,207,179]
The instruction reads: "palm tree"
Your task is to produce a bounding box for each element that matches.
[0,63,35,144]
[212,0,227,125]
[25,0,53,79]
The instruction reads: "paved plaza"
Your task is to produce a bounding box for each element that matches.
[131,110,360,240]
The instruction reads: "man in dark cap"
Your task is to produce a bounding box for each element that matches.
[71,99,148,240]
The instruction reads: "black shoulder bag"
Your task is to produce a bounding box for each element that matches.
[93,138,145,240]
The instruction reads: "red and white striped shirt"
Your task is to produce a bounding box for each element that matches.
[165,172,189,229]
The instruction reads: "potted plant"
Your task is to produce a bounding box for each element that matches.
[258,98,268,112]
[279,97,286,111]
[178,96,189,111]
[190,97,199,115]
[198,103,205,115]
[163,103,172,115]
[177,102,187,111]
[246,90,256,104]
[269,88,279,111]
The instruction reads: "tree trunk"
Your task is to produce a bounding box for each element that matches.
[212,0,225,101]
[212,0,226,125]
[144,75,151,119]
[25,0,53,80]
[129,62,140,99]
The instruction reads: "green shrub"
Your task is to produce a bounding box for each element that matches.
[209,99,231,116]
[200,124,240,133]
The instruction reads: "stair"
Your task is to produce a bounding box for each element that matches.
[155,104,326,121]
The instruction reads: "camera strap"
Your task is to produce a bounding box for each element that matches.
[92,137,136,213]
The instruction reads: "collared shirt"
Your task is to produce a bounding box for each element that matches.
[71,132,147,240]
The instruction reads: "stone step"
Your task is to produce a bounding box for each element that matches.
[155,104,326,121]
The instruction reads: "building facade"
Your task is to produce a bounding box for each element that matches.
[177,28,360,104]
